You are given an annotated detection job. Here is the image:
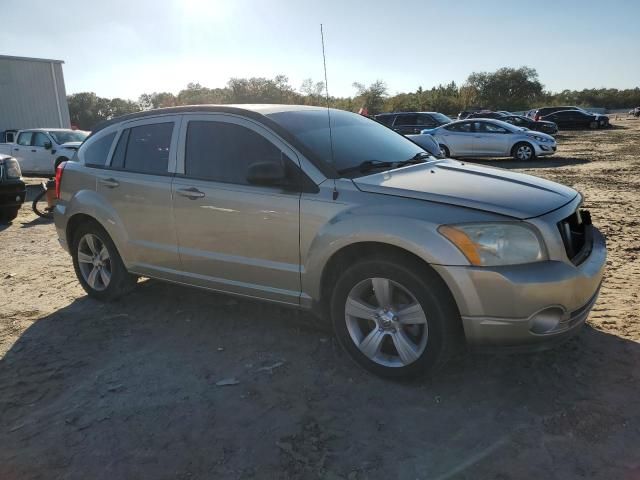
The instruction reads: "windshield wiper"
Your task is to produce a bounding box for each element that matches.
[337,160,396,175]
[398,151,431,166]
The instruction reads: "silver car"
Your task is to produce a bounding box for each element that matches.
[54,105,605,378]
[420,118,557,161]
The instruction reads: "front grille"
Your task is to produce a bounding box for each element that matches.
[558,209,592,265]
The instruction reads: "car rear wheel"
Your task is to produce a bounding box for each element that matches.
[512,142,535,161]
[71,222,138,301]
[330,257,461,379]
[439,144,450,158]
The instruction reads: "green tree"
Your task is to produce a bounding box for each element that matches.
[466,66,544,110]
[352,80,387,114]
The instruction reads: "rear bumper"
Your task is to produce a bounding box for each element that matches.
[53,203,70,252]
[434,227,606,349]
[0,181,26,209]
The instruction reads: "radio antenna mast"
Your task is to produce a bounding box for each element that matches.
[320,24,336,172]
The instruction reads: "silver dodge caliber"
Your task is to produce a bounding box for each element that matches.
[54,105,606,378]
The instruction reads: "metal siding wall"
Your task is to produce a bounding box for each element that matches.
[0,58,71,132]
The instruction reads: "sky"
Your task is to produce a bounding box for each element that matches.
[2,0,639,100]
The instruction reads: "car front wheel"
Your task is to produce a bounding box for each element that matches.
[330,257,461,379]
[512,142,535,161]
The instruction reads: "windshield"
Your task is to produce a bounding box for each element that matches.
[48,130,89,144]
[431,112,453,124]
[267,109,425,177]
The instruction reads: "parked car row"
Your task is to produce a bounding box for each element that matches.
[0,128,89,176]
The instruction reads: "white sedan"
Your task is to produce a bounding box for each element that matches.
[419,118,557,161]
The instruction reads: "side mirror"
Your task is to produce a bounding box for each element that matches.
[246,161,287,186]
[44,141,52,150]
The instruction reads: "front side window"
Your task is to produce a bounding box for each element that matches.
[416,115,435,126]
[85,132,116,167]
[123,122,173,174]
[445,122,473,133]
[477,122,509,134]
[17,132,33,146]
[32,132,50,147]
[266,109,423,176]
[375,115,395,126]
[185,121,285,185]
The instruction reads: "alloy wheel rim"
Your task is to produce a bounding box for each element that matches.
[517,145,532,160]
[345,277,428,368]
[77,233,111,291]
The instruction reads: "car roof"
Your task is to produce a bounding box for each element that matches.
[377,111,445,115]
[90,104,329,134]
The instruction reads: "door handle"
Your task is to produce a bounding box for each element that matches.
[31,149,37,152]
[177,187,205,199]
[99,177,120,188]
[13,147,19,151]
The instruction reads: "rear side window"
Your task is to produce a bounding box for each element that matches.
[85,132,116,167]
[375,115,395,126]
[123,123,173,174]
[17,132,33,146]
[185,121,284,185]
[394,114,418,126]
[110,129,130,169]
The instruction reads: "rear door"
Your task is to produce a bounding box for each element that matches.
[95,116,181,275]
[171,113,303,304]
[440,121,475,155]
[12,131,32,172]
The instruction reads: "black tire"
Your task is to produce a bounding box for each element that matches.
[330,256,462,379]
[71,221,138,301]
[439,144,450,158]
[589,121,598,129]
[32,189,53,219]
[54,157,68,170]
[0,207,19,223]
[512,142,536,161]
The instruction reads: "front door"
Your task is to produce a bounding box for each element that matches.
[31,132,55,174]
[171,114,302,305]
[473,121,511,156]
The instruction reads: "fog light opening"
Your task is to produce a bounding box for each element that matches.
[529,307,564,334]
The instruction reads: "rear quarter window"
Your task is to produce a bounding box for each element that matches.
[84,132,116,167]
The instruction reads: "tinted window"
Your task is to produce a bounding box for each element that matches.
[416,114,435,126]
[17,132,33,146]
[110,129,130,169]
[431,112,453,124]
[85,132,116,167]
[267,110,423,176]
[32,132,50,147]
[124,123,173,174]
[185,121,285,185]
[445,122,472,132]
[394,114,418,126]
[375,115,395,126]
[477,122,509,133]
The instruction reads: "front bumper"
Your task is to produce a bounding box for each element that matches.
[535,142,557,156]
[0,181,26,209]
[434,226,606,349]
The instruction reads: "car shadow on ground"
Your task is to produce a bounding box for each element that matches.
[465,156,590,170]
[1,281,639,479]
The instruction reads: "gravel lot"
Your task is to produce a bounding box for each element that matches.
[1,118,639,479]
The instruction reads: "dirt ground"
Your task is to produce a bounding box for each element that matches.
[1,118,639,479]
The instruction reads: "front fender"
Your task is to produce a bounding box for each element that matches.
[301,206,472,301]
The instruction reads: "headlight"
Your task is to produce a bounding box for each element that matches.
[439,222,547,266]
[528,134,551,143]
[4,158,22,179]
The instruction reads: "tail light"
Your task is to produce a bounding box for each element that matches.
[55,161,67,199]
[534,114,540,121]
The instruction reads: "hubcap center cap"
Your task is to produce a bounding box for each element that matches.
[377,309,399,331]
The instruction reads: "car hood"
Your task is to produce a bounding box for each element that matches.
[59,141,82,149]
[352,159,578,219]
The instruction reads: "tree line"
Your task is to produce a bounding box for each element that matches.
[67,66,640,130]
